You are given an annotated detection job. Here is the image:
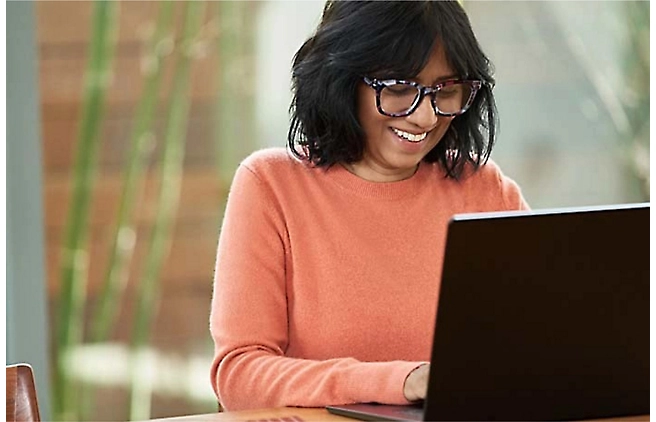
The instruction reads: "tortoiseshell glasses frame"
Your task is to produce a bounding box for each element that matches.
[363,77,484,118]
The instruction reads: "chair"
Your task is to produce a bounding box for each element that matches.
[6,363,41,422]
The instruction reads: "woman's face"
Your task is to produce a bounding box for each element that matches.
[351,43,457,182]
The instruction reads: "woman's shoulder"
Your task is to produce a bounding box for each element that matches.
[463,158,505,185]
[241,147,296,168]
[240,147,309,179]
[426,158,505,187]
[425,158,527,210]
[457,159,527,210]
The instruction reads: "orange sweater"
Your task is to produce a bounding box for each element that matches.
[210,148,529,410]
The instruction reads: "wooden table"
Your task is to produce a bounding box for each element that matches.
[148,407,350,422]
[148,408,649,422]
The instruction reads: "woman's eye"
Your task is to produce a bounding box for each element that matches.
[386,85,416,95]
[437,89,457,96]
[437,86,462,97]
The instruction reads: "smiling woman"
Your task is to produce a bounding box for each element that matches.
[209,0,529,412]
[352,42,471,182]
[287,1,497,180]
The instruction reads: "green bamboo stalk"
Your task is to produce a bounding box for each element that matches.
[215,1,252,183]
[74,3,175,420]
[91,0,175,344]
[128,2,206,420]
[53,2,119,421]
[214,1,257,230]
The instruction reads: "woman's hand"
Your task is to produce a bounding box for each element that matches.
[403,363,430,402]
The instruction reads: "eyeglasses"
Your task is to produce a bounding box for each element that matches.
[363,77,483,118]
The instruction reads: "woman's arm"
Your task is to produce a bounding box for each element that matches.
[209,162,425,411]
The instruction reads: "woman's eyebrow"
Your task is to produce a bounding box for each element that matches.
[431,74,460,84]
[413,73,460,85]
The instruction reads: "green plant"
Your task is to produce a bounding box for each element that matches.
[214,1,255,182]
[54,1,210,420]
[128,1,206,420]
[77,3,176,420]
[91,0,175,345]
[54,2,119,420]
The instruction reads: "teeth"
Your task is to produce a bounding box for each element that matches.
[392,128,427,143]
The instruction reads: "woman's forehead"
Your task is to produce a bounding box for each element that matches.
[414,42,458,85]
[375,41,458,84]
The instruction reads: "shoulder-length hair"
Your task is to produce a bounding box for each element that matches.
[288,0,497,179]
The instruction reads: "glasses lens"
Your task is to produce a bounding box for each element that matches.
[434,82,475,115]
[379,83,420,115]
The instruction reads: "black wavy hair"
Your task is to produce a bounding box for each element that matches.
[288,0,497,179]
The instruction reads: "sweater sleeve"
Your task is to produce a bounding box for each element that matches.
[209,163,424,411]
[496,165,530,211]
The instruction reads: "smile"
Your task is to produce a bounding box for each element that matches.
[391,127,427,143]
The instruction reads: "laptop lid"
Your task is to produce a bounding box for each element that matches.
[327,203,649,421]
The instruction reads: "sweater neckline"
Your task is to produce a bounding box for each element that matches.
[323,161,433,200]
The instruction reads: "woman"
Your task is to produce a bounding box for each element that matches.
[209,0,529,411]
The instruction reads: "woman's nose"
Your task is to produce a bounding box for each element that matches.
[405,95,438,129]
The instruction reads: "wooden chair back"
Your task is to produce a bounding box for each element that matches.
[6,364,41,422]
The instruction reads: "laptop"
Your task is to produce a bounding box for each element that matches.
[327,203,650,421]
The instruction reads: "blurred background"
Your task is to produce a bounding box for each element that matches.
[6,1,649,421]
